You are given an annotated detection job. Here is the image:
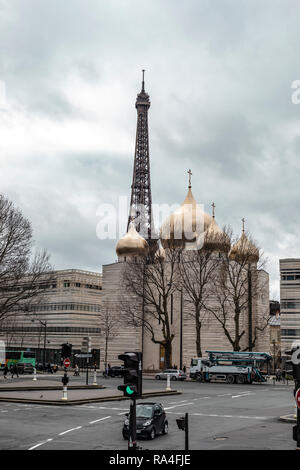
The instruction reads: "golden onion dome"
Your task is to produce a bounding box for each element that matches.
[229,232,259,263]
[116,222,149,258]
[201,218,231,253]
[160,187,213,249]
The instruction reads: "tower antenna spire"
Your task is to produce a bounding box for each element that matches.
[142,69,145,92]
[187,169,192,189]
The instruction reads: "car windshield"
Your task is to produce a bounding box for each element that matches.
[136,405,153,418]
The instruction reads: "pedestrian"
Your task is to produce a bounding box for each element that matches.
[3,365,8,379]
[282,370,286,384]
[74,364,80,376]
[183,365,186,373]
[275,368,281,382]
[11,363,19,379]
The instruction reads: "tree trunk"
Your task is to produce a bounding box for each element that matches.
[164,341,172,369]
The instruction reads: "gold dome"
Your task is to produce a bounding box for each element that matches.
[160,188,212,249]
[116,222,149,258]
[229,232,259,263]
[201,218,231,253]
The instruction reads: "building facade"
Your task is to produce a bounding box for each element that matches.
[0,269,102,366]
[280,258,300,357]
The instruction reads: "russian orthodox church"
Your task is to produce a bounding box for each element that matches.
[100,74,269,371]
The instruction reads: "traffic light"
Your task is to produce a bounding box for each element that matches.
[117,352,142,398]
[61,343,72,359]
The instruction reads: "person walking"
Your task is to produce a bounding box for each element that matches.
[3,365,8,379]
[11,363,19,379]
[74,364,80,376]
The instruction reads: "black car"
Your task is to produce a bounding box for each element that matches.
[122,402,168,440]
[107,366,124,378]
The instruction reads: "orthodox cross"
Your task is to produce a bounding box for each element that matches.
[242,217,245,233]
[212,202,216,219]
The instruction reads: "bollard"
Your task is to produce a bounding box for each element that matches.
[32,368,37,381]
[61,385,68,401]
[93,370,98,386]
[166,373,171,392]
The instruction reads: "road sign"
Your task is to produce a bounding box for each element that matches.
[75,353,92,358]
[63,358,71,368]
[296,389,300,409]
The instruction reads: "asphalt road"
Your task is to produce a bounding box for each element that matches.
[0,378,296,450]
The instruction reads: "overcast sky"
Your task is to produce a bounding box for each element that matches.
[1,0,300,299]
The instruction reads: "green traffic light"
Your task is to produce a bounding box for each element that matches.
[126,385,134,395]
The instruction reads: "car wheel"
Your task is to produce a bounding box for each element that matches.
[149,427,156,440]
[171,376,177,381]
[155,375,161,380]
[162,421,168,435]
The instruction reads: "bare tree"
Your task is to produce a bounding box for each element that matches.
[178,249,221,357]
[0,194,52,325]
[99,303,121,370]
[206,227,268,351]
[122,246,182,369]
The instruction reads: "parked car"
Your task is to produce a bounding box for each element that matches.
[107,366,124,378]
[155,369,187,381]
[16,363,34,374]
[122,402,168,440]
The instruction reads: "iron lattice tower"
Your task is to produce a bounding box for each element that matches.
[127,71,157,255]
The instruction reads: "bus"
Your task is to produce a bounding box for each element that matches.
[3,350,36,368]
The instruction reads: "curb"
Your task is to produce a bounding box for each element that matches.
[0,385,105,392]
[0,390,181,406]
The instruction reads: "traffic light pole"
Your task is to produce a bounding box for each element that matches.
[86,358,89,386]
[294,378,300,450]
[128,398,137,450]
[185,413,189,451]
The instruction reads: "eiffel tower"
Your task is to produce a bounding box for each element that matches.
[127,71,157,256]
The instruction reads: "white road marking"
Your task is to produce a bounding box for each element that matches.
[164,402,194,410]
[58,426,82,436]
[89,416,111,424]
[168,400,188,405]
[96,406,128,411]
[167,411,269,420]
[28,439,53,450]
[231,392,255,398]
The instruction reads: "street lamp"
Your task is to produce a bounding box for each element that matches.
[272,339,276,374]
[31,318,47,370]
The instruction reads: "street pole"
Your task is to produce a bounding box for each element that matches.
[128,398,137,450]
[86,358,89,386]
[180,289,183,370]
[185,413,189,451]
[248,266,252,351]
[61,367,68,401]
[43,321,47,371]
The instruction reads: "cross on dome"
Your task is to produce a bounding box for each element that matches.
[212,202,216,219]
[242,217,245,233]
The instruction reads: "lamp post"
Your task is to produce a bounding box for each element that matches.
[180,289,183,370]
[31,318,47,370]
